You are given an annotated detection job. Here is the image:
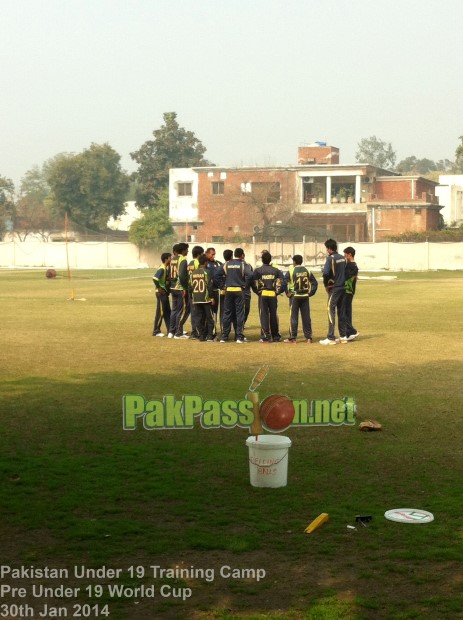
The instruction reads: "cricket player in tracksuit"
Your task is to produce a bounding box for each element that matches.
[320,238,346,345]
[152,252,172,337]
[343,246,359,341]
[205,247,222,339]
[213,247,253,343]
[252,251,285,342]
[186,246,205,339]
[284,254,318,343]
[170,242,190,339]
[217,249,235,334]
[168,244,180,337]
[189,253,215,341]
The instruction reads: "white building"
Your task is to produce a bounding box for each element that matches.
[435,175,463,226]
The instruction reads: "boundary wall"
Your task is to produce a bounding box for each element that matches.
[0,239,462,271]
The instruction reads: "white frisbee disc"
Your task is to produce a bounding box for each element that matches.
[384,508,434,524]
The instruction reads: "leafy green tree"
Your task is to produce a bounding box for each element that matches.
[47,144,129,230]
[453,136,463,173]
[355,136,396,170]
[0,175,16,236]
[131,112,212,209]
[128,189,174,247]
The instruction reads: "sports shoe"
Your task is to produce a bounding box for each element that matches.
[167,333,174,339]
[347,332,359,341]
[259,338,270,343]
[272,338,282,343]
[359,419,382,432]
[205,338,215,342]
[319,338,337,345]
[155,333,165,337]
[284,339,297,344]
[306,339,313,344]
[236,339,245,344]
[339,337,348,344]
[174,334,189,339]
[219,338,227,343]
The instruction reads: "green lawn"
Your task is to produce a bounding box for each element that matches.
[1,269,462,620]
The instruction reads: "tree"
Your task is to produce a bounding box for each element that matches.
[128,190,174,247]
[396,156,437,175]
[130,112,212,209]
[13,165,60,240]
[0,175,16,237]
[453,136,463,173]
[355,136,396,170]
[46,144,130,230]
[436,159,453,173]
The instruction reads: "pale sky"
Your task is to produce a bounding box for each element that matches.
[1,0,462,188]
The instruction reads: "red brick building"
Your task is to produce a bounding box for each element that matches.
[169,144,442,242]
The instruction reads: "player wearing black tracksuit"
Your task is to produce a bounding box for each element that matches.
[321,239,346,344]
[205,247,222,338]
[343,246,359,340]
[213,248,253,343]
[152,253,171,336]
[186,246,204,339]
[252,251,285,342]
[189,254,215,341]
[170,243,190,338]
[284,255,318,343]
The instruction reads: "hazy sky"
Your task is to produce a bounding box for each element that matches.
[1,0,462,187]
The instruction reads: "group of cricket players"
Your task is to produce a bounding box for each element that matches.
[151,238,359,345]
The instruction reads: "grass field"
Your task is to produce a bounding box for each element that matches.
[1,268,463,620]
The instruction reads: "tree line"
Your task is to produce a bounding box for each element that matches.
[1,115,463,244]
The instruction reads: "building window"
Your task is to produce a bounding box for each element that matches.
[251,182,280,203]
[415,208,422,214]
[177,182,192,197]
[212,181,224,195]
[241,182,251,193]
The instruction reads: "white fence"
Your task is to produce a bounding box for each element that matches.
[1,239,463,271]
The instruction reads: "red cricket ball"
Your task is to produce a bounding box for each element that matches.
[260,394,295,432]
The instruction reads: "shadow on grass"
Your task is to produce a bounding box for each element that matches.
[0,364,462,619]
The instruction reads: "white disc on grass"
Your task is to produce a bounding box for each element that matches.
[384,508,434,524]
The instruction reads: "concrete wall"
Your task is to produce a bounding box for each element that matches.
[1,239,463,272]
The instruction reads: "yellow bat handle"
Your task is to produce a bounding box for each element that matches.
[248,391,262,436]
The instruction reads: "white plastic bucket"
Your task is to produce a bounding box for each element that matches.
[246,435,292,488]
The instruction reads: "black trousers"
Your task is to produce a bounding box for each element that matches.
[259,295,280,340]
[342,293,357,337]
[152,291,171,334]
[326,287,346,340]
[171,290,190,337]
[289,296,312,340]
[191,303,214,339]
[222,291,245,341]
